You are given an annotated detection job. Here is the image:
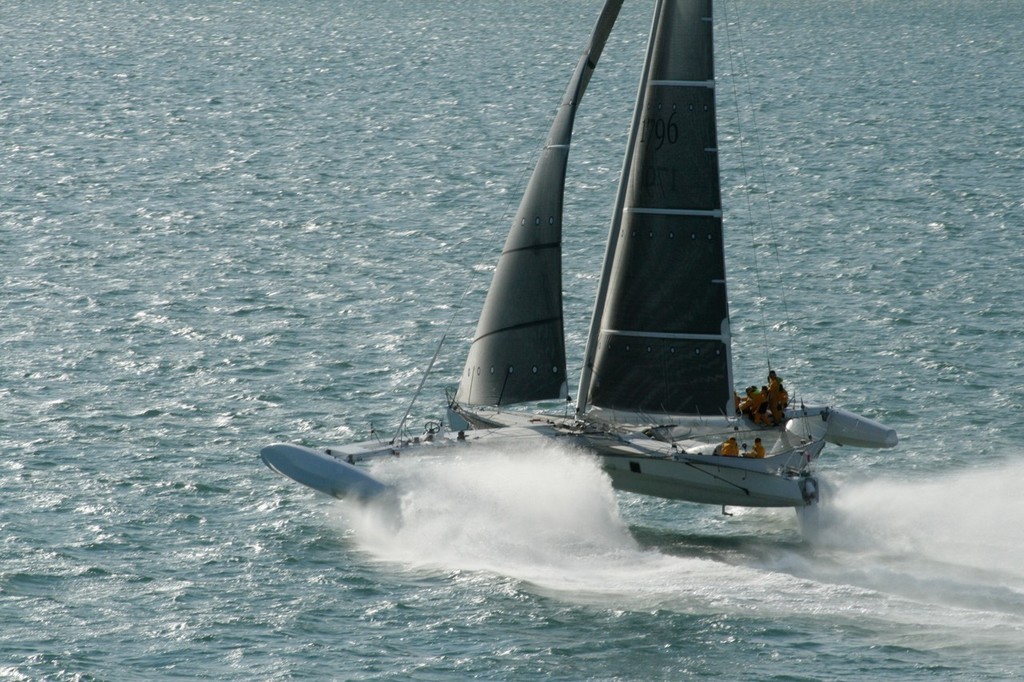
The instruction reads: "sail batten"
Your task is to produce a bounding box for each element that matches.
[604,329,726,341]
[499,241,560,256]
[626,207,722,217]
[648,79,715,88]
[472,316,563,343]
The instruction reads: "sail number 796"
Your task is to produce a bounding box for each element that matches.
[640,112,678,149]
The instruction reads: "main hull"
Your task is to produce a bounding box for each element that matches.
[262,405,823,509]
[262,399,893,510]
[451,406,823,508]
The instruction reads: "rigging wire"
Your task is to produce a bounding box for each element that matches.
[393,56,562,442]
[391,60,569,443]
[718,0,795,372]
[390,289,472,444]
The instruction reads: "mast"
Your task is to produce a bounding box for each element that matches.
[456,0,625,406]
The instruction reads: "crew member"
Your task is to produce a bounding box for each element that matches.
[758,385,771,425]
[720,436,739,456]
[738,386,765,424]
[767,371,789,425]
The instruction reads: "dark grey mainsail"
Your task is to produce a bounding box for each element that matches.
[579,0,733,417]
[456,0,624,406]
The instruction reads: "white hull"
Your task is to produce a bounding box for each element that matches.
[600,453,814,507]
[262,426,818,509]
[261,442,391,501]
[453,406,825,508]
[262,401,895,510]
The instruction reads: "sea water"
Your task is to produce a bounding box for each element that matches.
[2,0,1023,678]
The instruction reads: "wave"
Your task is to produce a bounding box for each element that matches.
[330,443,1024,636]
[337,443,636,574]
[794,461,1024,617]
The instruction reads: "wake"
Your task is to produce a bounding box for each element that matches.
[336,443,639,576]
[332,442,810,615]
[794,461,1024,617]
[328,442,1024,629]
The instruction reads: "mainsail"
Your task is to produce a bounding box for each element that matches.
[456,0,624,406]
[580,0,733,418]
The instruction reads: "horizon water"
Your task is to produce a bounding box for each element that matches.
[3,0,1024,679]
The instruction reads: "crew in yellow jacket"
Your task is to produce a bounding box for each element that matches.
[720,437,739,456]
[739,386,766,424]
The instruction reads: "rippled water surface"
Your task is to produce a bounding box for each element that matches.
[3,0,1023,679]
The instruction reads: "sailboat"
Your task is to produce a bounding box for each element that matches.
[262,0,897,512]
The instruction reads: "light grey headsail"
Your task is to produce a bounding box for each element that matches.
[579,0,733,418]
[456,0,625,407]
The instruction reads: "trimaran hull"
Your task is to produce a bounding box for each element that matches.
[262,0,898,517]
[261,426,815,509]
[261,403,893,508]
